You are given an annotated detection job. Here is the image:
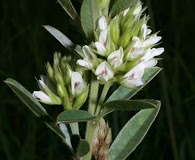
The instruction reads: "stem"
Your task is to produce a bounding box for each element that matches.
[88,74,99,114]
[95,82,112,115]
[70,122,80,135]
[84,119,99,160]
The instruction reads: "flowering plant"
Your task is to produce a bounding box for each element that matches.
[5,0,164,159]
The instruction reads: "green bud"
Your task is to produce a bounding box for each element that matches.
[46,62,55,83]
[73,85,89,109]
[57,84,68,99]
[110,16,120,46]
[120,30,132,49]
[96,0,109,10]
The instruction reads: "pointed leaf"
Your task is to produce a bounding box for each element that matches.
[107,67,162,102]
[4,78,65,140]
[57,110,96,123]
[58,0,80,22]
[109,101,160,160]
[81,0,100,41]
[43,25,74,51]
[109,0,138,17]
[102,99,157,116]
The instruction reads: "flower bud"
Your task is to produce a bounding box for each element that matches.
[110,16,120,46]
[73,85,89,109]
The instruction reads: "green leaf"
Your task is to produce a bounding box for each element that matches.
[109,101,160,160]
[43,25,74,51]
[76,139,90,157]
[109,0,138,17]
[80,0,100,41]
[107,67,162,102]
[57,110,96,123]
[70,135,90,157]
[102,99,157,116]
[58,0,80,22]
[4,78,66,140]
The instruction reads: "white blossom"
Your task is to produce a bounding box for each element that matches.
[33,91,53,103]
[95,62,114,83]
[121,63,145,87]
[107,47,124,69]
[71,72,87,96]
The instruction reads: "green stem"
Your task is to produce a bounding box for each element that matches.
[95,82,112,115]
[88,74,99,114]
[84,119,99,160]
[70,123,80,135]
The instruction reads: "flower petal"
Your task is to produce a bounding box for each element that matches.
[33,91,53,103]
[121,63,145,87]
[77,59,93,69]
[141,47,164,61]
[142,36,162,47]
[107,47,124,69]
[95,62,114,83]
[98,16,107,30]
[71,72,87,96]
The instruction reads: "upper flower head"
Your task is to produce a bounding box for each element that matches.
[76,0,164,88]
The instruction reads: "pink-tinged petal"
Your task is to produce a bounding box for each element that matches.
[107,47,124,69]
[99,30,108,44]
[121,63,145,87]
[71,72,87,96]
[98,16,107,30]
[82,45,94,60]
[126,37,143,59]
[33,91,52,103]
[142,36,162,47]
[95,62,114,83]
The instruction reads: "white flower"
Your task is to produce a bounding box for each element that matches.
[33,75,61,104]
[98,16,107,30]
[142,35,162,47]
[71,72,87,96]
[95,61,114,83]
[126,37,144,60]
[95,30,108,55]
[141,47,164,62]
[33,91,53,104]
[142,24,152,40]
[121,63,145,87]
[107,47,124,69]
[76,45,97,69]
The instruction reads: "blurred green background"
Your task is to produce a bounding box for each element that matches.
[0,0,195,159]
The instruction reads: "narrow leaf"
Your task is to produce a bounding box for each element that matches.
[102,99,157,116]
[58,0,80,22]
[80,0,100,40]
[110,0,138,17]
[4,78,66,140]
[107,67,162,102]
[109,101,160,160]
[57,110,96,123]
[43,25,74,50]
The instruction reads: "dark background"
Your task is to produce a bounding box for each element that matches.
[0,0,195,159]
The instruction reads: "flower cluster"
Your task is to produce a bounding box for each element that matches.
[33,53,89,109]
[76,0,164,88]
